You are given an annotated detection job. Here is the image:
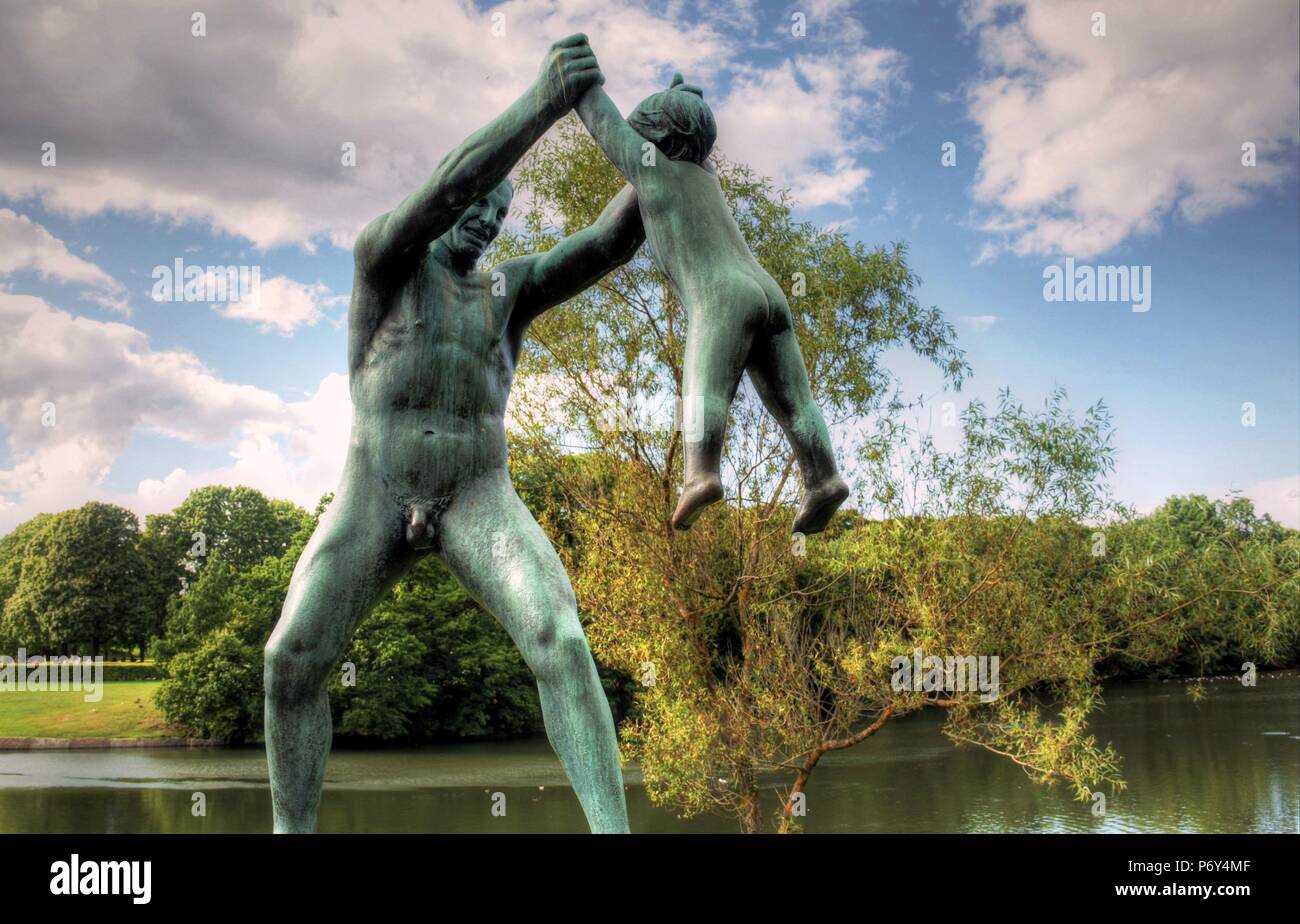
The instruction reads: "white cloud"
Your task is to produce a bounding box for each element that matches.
[0,0,733,251]
[0,208,126,311]
[959,314,1000,332]
[137,467,189,501]
[126,373,352,518]
[972,240,1000,266]
[215,275,344,334]
[0,290,287,530]
[0,1,897,249]
[963,0,1300,258]
[0,288,359,529]
[714,48,906,206]
[81,289,131,314]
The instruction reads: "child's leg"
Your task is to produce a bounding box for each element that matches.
[673,291,759,530]
[746,322,849,534]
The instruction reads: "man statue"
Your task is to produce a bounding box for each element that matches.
[264,35,643,834]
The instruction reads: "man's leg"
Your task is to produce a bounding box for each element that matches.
[264,471,415,833]
[438,471,630,833]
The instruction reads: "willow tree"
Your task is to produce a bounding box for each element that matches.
[492,118,1292,832]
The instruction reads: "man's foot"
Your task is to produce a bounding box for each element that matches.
[792,476,849,535]
[671,475,724,530]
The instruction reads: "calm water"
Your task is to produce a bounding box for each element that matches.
[1,673,1296,834]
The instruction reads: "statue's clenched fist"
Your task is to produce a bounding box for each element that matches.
[536,33,603,113]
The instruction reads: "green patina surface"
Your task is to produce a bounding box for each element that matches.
[264,35,640,834]
[576,74,847,534]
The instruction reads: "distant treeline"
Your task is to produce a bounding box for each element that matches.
[0,479,1294,745]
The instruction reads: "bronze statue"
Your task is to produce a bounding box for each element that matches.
[576,74,848,532]
[264,35,642,834]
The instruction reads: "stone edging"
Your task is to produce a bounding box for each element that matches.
[0,736,223,750]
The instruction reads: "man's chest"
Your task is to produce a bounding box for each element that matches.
[379,269,513,355]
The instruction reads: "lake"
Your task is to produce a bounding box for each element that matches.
[1,672,1296,833]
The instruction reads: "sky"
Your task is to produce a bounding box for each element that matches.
[0,0,1296,534]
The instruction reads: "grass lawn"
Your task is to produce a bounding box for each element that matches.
[0,680,175,738]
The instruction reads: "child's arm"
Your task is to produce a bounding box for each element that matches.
[575,87,649,187]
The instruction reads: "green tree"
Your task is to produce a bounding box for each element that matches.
[1100,495,1300,679]
[493,117,968,830]
[144,485,308,592]
[0,513,53,650]
[154,627,262,741]
[331,556,540,741]
[152,503,318,740]
[144,486,309,657]
[153,492,543,743]
[2,503,151,656]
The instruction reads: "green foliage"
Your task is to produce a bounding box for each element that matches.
[1,503,152,655]
[0,120,1292,820]
[140,486,311,650]
[496,114,973,831]
[0,513,52,609]
[148,492,541,744]
[154,628,262,742]
[331,557,539,740]
[150,554,240,664]
[1100,494,1300,678]
[146,485,308,576]
[495,115,968,483]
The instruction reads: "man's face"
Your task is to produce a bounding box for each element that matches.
[445,183,511,262]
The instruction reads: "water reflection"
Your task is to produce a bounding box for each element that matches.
[1,673,1295,833]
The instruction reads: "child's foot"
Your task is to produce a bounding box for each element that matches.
[671,475,724,531]
[792,476,849,535]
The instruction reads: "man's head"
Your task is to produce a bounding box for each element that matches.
[628,73,716,165]
[444,178,513,262]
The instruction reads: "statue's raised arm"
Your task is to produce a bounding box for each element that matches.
[354,34,603,279]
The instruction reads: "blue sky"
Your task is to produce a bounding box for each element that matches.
[0,0,1296,532]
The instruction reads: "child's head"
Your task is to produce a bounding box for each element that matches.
[628,73,716,165]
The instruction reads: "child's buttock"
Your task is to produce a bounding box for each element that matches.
[688,269,792,334]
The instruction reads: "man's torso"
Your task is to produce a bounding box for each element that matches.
[347,248,523,505]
